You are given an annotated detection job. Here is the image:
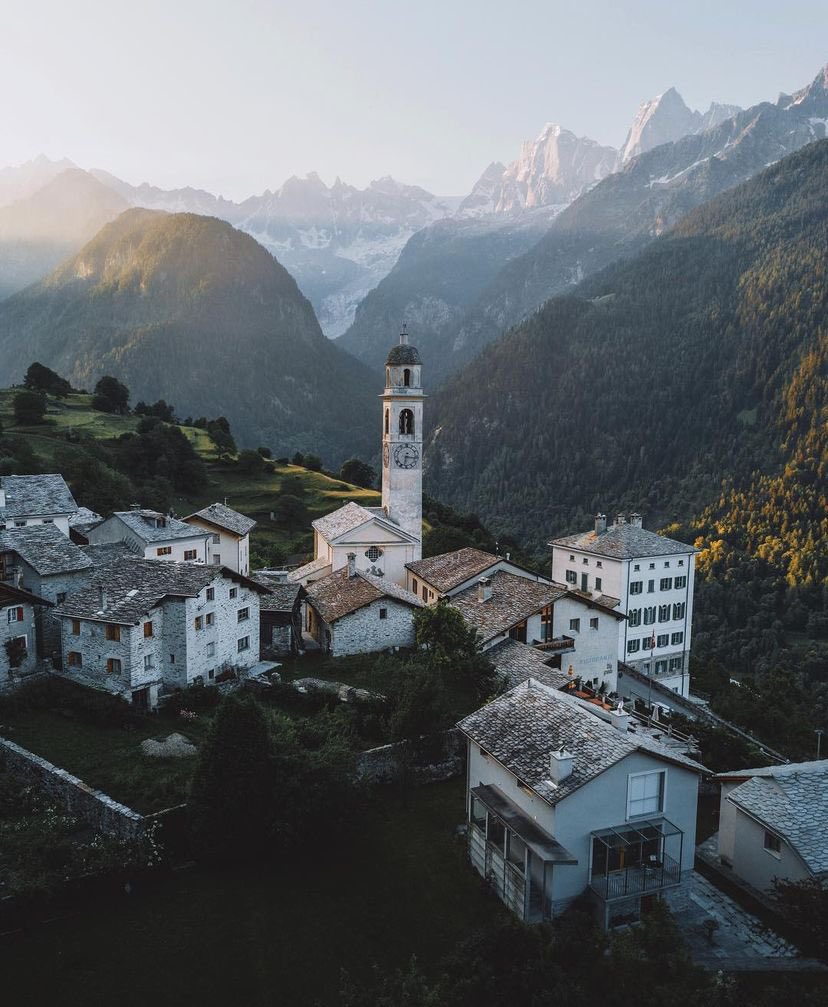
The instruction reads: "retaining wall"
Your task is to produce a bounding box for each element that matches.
[357,728,465,785]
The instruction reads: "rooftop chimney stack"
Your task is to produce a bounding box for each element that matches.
[610,699,630,732]
[478,576,493,603]
[549,747,574,784]
[595,513,607,534]
[347,553,356,578]
[630,513,642,528]
[616,512,627,526]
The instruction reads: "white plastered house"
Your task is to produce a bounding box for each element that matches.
[86,510,211,564]
[183,502,256,575]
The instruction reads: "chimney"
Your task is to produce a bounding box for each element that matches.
[594,513,607,534]
[615,512,627,526]
[477,576,492,603]
[549,747,574,784]
[98,585,108,611]
[610,699,630,732]
[347,552,356,578]
[629,513,643,528]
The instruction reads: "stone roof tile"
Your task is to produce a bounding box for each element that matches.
[551,523,697,560]
[185,502,256,537]
[305,566,424,624]
[0,474,77,520]
[0,524,93,576]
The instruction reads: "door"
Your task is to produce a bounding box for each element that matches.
[132,688,149,710]
[581,573,588,591]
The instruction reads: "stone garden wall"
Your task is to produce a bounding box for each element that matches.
[356,728,465,785]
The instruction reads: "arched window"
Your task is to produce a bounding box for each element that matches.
[384,409,389,434]
[399,409,414,435]
[403,368,411,387]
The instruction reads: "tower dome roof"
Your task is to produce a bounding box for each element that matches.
[386,343,422,365]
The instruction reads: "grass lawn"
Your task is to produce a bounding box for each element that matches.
[0,779,500,1007]
[0,707,215,814]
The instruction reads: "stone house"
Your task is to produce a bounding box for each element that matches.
[183,502,256,575]
[304,554,424,657]
[0,474,78,536]
[550,514,697,697]
[252,571,303,656]
[458,679,705,930]
[52,558,271,708]
[86,509,211,564]
[714,761,828,893]
[406,547,551,604]
[0,524,94,661]
[0,582,52,691]
[448,569,625,694]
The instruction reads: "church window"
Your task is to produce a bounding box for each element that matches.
[366,546,382,562]
[403,368,411,387]
[399,409,414,435]
[384,409,389,434]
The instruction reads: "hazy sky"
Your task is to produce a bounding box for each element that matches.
[2,0,826,199]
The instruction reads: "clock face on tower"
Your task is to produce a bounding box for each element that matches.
[393,443,420,469]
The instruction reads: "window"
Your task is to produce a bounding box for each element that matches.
[194,616,203,631]
[657,634,669,647]
[658,604,671,622]
[672,602,686,620]
[649,563,656,570]
[105,623,121,642]
[229,588,237,599]
[647,579,655,593]
[184,549,197,561]
[170,654,175,664]
[628,770,665,818]
[206,587,215,601]
[206,612,215,626]
[379,607,387,620]
[581,573,588,591]
[565,570,577,584]
[399,409,414,435]
[366,546,382,562]
[71,619,81,636]
[142,621,153,638]
[569,618,580,633]
[106,658,121,675]
[764,830,782,855]
[206,642,215,657]
[628,608,641,627]
[674,576,687,590]
[540,606,553,641]
[678,559,685,567]
[42,518,54,524]
[403,368,411,387]
[7,606,23,623]
[596,561,602,569]
[655,659,668,674]
[629,581,643,595]
[509,621,528,643]
[212,533,221,545]
[643,606,656,625]
[633,564,640,572]
[214,555,221,565]
[56,592,66,604]
[15,520,26,528]
[582,557,589,565]
[144,654,154,670]
[157,546,172,556]
[627,639,640,654]
[237,636,250,653]
[671,632,684,645]
[660,577,672,591]
[237,607,249,623]
[595,577,602,591]
[421,585,428,601]
[569,554,575,562]
[589,617,599,630]
[208,668,215,680]
[669,656,684,672]
[67,651,82,667]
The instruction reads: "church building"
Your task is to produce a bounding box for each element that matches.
[291,326,425,591]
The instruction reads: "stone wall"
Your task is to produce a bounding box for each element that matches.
[0,736,145,840]
[330,596,417,657]
[357,728,465,785]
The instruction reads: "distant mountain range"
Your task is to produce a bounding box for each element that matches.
[0,209,377,464]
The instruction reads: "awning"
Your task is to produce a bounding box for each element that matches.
[471,784,578,865]
[591,817,682,849]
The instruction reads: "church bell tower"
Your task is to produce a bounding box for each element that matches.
[381,325,424,556]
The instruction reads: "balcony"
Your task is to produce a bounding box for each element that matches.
[533,635,575,653]
[589,817,684,903]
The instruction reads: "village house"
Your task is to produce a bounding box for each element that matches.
[52,558,271,708]
[0,474,78,536]
[0,524,94,660]
[550,514,697,698]
[714,760,828,893]
[67,507,104,545]
[86,509,211,564]
[303,553,424,657]
[0,582,52,691]
[459,679,705,930]
[406,546,551,604]
[183,502,256,575]
[252,571,303,656]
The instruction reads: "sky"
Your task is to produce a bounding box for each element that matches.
[2,0,826,200]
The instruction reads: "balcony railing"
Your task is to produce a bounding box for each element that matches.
[533,635,575,653]
[589,851,681,902]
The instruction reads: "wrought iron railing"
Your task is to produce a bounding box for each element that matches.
[589,852,681,902]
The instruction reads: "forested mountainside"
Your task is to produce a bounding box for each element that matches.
[0,209,377,465]
[341,66,828,382]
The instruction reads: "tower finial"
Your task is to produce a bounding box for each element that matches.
[400,322,408,345]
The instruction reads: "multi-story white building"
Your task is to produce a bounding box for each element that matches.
[53,557,270,708]
[183,502,256,575]
[0,474,78,536]
[86,510,211,564]
[550,514,697,698]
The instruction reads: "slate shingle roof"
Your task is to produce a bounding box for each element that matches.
[458,680,705,806]
[288,556,332,583]
[407,547,499,593]
[68,507,103,532]
[312,502,374,541]
[82,542,142,565]
[252,573,302,613]
[0,524,93,576]
[486,638,571,691]
[386,343,422,365]
[305,567,424,624]
[0,474,77,520]
[551,523,697,560]
[53,557,268,625]
[450,571,568,643]
[185,502,256,537]
[0,582,53,608]
[111,510,209,544]
[721,762,828,875]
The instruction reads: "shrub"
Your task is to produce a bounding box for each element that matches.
[13,390,47,425]
[92,376,130,414]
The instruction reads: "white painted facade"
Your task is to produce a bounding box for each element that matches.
[315,519,419,589]
[185,518,251,575]
[381,335,424,551]
[87,513,211,564]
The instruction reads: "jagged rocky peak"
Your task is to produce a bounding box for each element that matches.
[0,154,79,208]
[458,162,508,217]
[783,62,828,112]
